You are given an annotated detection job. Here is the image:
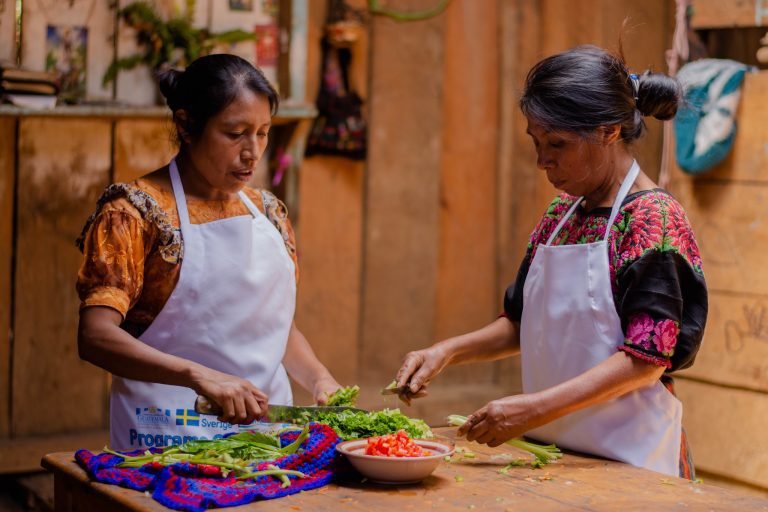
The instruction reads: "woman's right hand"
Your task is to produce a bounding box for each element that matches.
[394,346,450,405]
[193,370,268,425]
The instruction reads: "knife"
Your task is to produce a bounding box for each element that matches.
[194,395,367,423]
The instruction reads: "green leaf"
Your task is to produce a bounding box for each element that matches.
[326,385,360,407]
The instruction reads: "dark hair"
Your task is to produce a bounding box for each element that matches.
[520,45,682,142]
[157,54,279,141]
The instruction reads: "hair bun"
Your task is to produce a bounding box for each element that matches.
[156,68,183,110]
[636,72,682,121]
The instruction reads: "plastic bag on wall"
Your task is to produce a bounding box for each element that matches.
[674,58,752,174]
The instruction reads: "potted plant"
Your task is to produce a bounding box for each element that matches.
[103,0,256,88]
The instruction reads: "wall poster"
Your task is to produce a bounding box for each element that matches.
[45,25,88,103]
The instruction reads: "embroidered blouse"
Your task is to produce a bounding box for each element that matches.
[504,189,707,372]
[76,173,298,338]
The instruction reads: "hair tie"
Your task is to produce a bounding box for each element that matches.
[629,73,640,101]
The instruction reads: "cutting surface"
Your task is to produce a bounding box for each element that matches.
[42,428,768,511]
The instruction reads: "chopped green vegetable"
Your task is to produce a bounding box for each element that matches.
[381,379,416,405]
[381,380,403,395]
[446,414,562,465]
[326,385,360,407]
[310,408,432,441]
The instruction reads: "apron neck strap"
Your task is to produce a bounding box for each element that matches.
[237,191,263,218]
[604,159,640,241]
[545,197,584,246]
[169,158,192,231]
[169,157,264,226]
[545,159,641,246]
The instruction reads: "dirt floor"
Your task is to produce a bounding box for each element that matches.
[0,472,53,512]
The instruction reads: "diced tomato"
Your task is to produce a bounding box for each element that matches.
[364,430,432,457]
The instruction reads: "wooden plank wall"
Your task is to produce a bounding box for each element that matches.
[12,119,111,436]
[0,118,14,440]
[689,0,768,29]
[113,120,177,183]
[669,71,768,490]
[292,1,367,402]
[360,1,445,394]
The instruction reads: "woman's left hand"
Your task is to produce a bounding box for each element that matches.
[313,377,342,405]
[457,394,543,447]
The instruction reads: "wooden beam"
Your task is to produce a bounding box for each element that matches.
[432,0,499,388]
[294,156,364,398]
[690,0,768,28]
[360,0,446,385]
[0,118,14,439]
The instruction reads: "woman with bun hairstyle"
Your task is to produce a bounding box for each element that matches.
[394,45,707,478]
[76,54,342,450]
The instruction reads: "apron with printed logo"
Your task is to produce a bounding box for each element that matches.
[109,158,295,450]
[520,160,682,476]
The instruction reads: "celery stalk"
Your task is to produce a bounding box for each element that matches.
[446,414,562,464]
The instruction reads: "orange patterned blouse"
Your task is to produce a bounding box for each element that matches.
[76,172,298,338]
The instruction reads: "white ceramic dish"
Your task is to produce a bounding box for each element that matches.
[336,438,455,484]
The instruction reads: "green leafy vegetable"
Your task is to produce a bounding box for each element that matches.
[311,408,432,441]
[326,385,360,407]
[381,379,422,405]
[103,425,310,484]
[446,414,562,466]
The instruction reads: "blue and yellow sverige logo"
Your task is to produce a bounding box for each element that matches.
[175,408,200,427]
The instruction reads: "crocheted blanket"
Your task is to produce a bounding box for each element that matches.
[75,423,341,512]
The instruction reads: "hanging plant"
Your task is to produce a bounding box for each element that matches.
[102,0,257,86]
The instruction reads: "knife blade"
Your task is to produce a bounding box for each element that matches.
[194,395,367,423]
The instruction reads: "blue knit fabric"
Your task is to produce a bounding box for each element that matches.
[674,59,750,174]
[76,423,341,512]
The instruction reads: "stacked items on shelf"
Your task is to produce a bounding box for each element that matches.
[0,67,59,109]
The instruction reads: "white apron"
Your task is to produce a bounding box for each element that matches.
[520,160,682,476]
[109,158,296,450]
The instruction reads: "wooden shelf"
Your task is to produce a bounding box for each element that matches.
[0,102,317,124]
[0,429,108,474]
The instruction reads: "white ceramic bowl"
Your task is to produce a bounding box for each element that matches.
[336,438,455,484]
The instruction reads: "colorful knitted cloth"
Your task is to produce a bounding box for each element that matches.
[75,423,341,512]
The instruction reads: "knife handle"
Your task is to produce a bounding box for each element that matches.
[195,395,223,416]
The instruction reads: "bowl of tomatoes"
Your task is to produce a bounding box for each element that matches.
[336,429,454,484]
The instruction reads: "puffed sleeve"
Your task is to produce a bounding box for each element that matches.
[76,198,149,319]
[260,190,299,283]
[616,195,707,372]
[617,249,707,371]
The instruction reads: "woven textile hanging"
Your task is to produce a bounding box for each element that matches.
[305,1,367,160]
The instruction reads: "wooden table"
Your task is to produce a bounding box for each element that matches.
[42,428,768,512]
